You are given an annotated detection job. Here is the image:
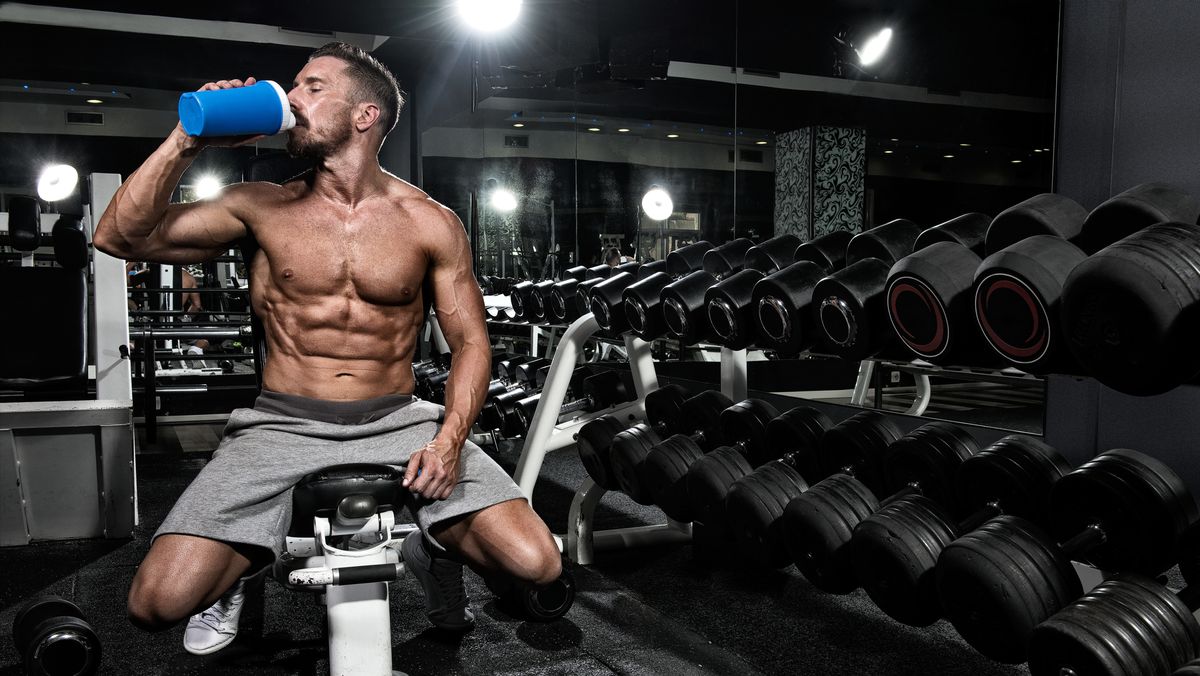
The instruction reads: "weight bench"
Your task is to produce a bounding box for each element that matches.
[271,463,577,675]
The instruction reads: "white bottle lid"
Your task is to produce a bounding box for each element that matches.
[264,80,296,133]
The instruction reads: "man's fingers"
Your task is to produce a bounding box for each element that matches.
[402,450,424,488]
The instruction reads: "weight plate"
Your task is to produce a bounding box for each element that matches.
[609,424,662,505]
[645,435,707,522]
[685,447,753,529]
[682,390,736,448]
[644,384,688,434]
[577,415,629,491]
[937,515,1082,664]
[13,596,84,656]
[780,474,879,593]
[957,434,1071,527]
[726,462,808,568]
[23,615,101,676]
[819,411,902,496]
[720,398,781,466]
[884,421,978,514]
[1028,574,1200,676]
[851,494,957,627]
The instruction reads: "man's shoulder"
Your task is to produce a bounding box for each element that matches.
[386,179,459,229]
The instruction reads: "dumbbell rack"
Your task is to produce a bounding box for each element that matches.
[512,313,748,565]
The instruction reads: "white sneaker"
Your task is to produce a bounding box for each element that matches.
[183,578,246,655]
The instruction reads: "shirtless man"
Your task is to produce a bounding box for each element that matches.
[93,42,561,655]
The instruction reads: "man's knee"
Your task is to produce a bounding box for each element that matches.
[127,577,187,632]
[509,536,562,588]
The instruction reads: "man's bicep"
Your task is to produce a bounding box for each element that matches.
[428,214,486,344]
[146,191,250,262]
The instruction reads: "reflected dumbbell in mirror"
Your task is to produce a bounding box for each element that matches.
[936,448,1198,664]
[588,262,644,334]
[703,234,803,350]
[751,230,854,356]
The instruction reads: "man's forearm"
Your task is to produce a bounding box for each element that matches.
[436,340,492,448]
[94,128,198,256]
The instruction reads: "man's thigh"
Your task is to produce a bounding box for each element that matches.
[130,534,265,620]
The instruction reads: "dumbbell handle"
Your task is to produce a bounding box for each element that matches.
[1058,522,1107,558]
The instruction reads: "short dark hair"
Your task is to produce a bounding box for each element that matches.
[604,247,621,265]
[308,41,403,140]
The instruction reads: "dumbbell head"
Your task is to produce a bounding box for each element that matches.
[623,272,673,339]
[886,241,984,365]
[1028,574,1200,676]
[527,280,558,322]
[705,268,766,350]
[794,230,853,271]
[1076,181,1200,255]
[813,258,894,361]
[666,240,715,277]
[661,269,719,345]
[752,261,827,356]
[765,406,833,480]
[1061,222,1200,395]
[609,423,662,504]
[846,219,923,267]
[563,265,588,282]
[974,235,1086,374]
[586,264,614,280]
[510,281,536,321]
[744,234,802,275]
[781,473,880,593]
[985,192,1087,255]
[956,434,1072,524]
[718,398,781,465]
[548,278,583,322]
[817,410,903,495]
[725,461,810,568]
[590,272,640,333]
[685,446,754,532]
[637,260,667,279]
[577,415,629,491]
[643,434,709,522]
[12,595,102,676]
[702,238,754,277]
[643,384,689,435]
[914,212,991,256]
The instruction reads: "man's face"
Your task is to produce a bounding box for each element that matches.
[286,56,355,160]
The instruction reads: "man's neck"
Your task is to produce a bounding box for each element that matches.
[310,149,385,208]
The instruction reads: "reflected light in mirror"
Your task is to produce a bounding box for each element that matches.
[491,187,518,213]
[641,187,673,221]
[37,164,78,202]
[457,0,522,33]
[858,27,893,66]
[195,176,222,200]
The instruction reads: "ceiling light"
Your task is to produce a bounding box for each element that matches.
[512,123,524,128]
[86,99,103,104]
[1011,159,1023,164]
[1034,148,1043,153]
[883,150,894,154]
[587,127,601,132]
[959,143,971,147]
[194,176,222,200]
[755,140,768,146]
[491,187,518,213]
[666,133,679,139]
[37,164,78,202]
[641,187,673,221]
[617,128,630,133]
[457,0,522,33]
[890,138,899,142]
[943,154,955,159]
[858,28,893,66]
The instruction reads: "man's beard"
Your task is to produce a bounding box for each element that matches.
[287,121,352,160]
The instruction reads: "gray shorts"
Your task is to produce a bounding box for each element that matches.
[154,390,525,560]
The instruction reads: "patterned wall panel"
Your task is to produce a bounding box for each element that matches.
[813,126,866,238]
[772,129,812,240]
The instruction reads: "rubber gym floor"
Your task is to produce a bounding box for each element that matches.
[0,425,1035,676]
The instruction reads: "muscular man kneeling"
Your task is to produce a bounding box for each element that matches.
[94,42,561,656]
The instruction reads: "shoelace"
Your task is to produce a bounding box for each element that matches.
[426,557,467,608]
[192,593,242,632]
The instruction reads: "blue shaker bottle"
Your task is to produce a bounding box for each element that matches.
[177,80,296,137]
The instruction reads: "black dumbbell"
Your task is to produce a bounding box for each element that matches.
[589,264,645,334]
[660,239,756,345]
[1073,181,1200,255]
[913,212,990,256]
[705,234,803,350]
[985,192,1088,256]
[686,406,832,535]
[776,410,903,592]
[622,241,714,340]
[511,370,634,434]
[751,230,855,356]
[510,281,536,322]
[886,240,990,366]
[523,280,559,323]
[781,421,972,593]
[794,229,854,270]
[608,390,736,504]
[576,384,690,490]
[548,266,603,323]
[936,448,1198,664]
[639,398,780,522]
[850,434,1071,627]
[812,219,924,360]
[12,595,102,676]
[486,562,577,622]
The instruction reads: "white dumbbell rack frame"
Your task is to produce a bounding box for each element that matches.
[512,312,748,565]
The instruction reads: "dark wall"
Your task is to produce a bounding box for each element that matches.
[1056,0,1200,207]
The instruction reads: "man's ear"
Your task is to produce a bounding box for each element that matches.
[355,102,381,133]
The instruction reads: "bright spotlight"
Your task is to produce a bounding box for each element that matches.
[857,27,893,66]
[641,187,673,221]
[37,164,78,202]
[491,188,518,213]
[195,176,222,200]
[457,0,522,33]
